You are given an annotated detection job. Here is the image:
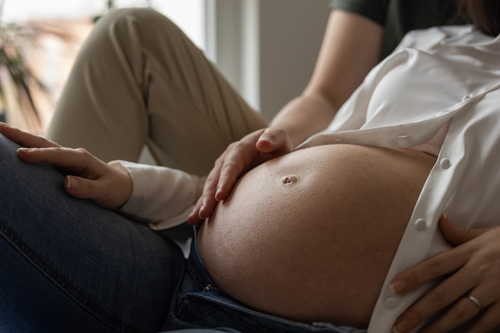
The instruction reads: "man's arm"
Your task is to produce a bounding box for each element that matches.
[270,9,384,148]
[189,9,384,223]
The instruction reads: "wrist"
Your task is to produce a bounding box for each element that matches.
[270,94,336,148]
[116,169,133,209]
[108,160,133,209]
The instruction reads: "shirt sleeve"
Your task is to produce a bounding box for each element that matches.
[108,160,206,230]
[329,0,390,26]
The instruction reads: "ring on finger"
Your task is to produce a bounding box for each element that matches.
[466,294,484,311]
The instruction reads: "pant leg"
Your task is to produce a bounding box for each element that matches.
[0,133,186,333]
[47,8,267,177]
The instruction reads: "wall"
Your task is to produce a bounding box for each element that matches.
[212,0,331,122]
[259,0,330,121]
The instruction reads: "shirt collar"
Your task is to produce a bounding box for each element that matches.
[439,25,500,47]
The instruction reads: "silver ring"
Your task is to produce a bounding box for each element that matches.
[467,294,484,310]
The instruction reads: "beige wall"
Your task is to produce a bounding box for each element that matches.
[213,0,331,122]
[259,0,331,121]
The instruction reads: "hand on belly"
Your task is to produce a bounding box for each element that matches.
[198,144,436,328]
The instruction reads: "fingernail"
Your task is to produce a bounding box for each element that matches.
[67,176,79,190]
[17,148,29,152]
[392,320,408,333]
[441,213,449,220]
[216,186,223,199]
[389,280,406,294]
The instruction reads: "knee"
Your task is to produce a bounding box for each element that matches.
[94,7,180,42]
[0,134,20,165]
[100,7,167,25]
[0,133,62,190]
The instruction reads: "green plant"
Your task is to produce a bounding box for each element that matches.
[0,0,152,132]
[0,23,52,132]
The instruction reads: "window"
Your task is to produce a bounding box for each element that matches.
[0,0,206,132]
[2,0,206,50]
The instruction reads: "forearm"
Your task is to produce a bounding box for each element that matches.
[111,161,204,228]
[270,10,383,149]
[190,10,384,223]
[269,93,337,148]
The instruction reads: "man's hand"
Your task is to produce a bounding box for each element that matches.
[391,214,500,333]
[187,127,292,225]
[0,122,132,209]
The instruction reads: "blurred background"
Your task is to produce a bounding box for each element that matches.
[0,0,205,133]
[0,0,330,134]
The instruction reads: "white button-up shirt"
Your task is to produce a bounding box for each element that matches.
[114,25,500,332]
[298,25,500,332]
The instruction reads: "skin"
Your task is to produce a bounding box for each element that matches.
[0,122,133,210]
[2,122,500,331]
[198,144,437,328]
[391,216,500,333]
[187,10,384,224]
[1,9,499,332]
[188,9,500,333]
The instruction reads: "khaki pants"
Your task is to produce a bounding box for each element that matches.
[47,8,267,177]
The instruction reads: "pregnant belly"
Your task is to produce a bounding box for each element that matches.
[197,144,436,328]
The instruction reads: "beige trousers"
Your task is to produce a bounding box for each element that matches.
[47,8,267,177]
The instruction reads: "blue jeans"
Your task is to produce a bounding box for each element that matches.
[0,134,365,333]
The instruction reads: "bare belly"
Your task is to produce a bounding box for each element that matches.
[197,144,436,328]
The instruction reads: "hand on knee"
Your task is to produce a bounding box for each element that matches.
[0,123,132,209]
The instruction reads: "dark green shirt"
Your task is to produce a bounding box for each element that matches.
[330,0,465,58]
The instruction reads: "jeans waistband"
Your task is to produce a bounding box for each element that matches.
[182,226,366,333]
[189,225,218,288]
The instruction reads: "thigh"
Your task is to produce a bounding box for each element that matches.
[0,134,186,333]
[47,8,267,176]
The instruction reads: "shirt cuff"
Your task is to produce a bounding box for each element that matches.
[108,160,206,230]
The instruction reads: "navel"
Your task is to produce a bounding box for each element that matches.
[281,175,298,185]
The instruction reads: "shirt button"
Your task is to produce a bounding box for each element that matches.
[462,94,471,101]
[440,158,452,169]
[415,218,427,231]
[385,297,398,308]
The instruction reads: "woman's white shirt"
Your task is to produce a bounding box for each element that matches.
[112,25,500,332]
[299,25,500,332]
